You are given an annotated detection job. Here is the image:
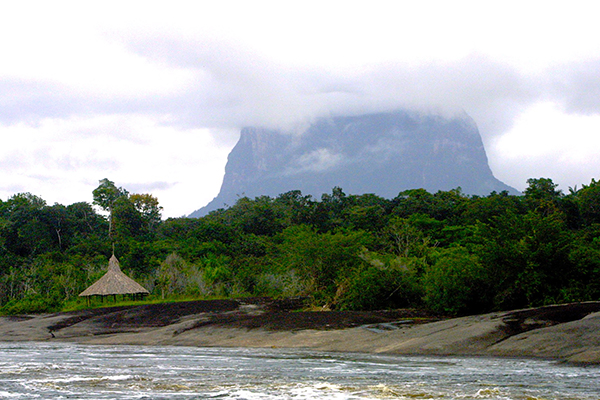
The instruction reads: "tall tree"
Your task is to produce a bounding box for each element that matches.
[41,204,69,250]
[130,193,163,230]
[92,178,128,239]
[0,193,51,257]
[524,177,563,214]
[576,178,600,226]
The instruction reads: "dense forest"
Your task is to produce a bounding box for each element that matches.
[1,177,599,316]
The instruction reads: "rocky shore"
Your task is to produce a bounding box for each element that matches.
[2,298,600,364]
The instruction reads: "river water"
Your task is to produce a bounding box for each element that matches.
[0,342,598,399]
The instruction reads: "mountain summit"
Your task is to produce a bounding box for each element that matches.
[190,110,518,217]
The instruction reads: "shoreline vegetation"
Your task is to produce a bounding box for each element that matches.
[2,298,600,365]
[3,178,600,365]
[3,178,600,318]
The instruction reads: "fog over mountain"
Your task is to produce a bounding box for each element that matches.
[190,110,518,217]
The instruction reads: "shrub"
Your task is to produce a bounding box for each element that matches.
[336,263,421,311]
[422,247,489,315]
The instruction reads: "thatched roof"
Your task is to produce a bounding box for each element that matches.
[79,255,149,297]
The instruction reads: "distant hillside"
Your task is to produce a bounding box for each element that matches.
[190,110,518,217]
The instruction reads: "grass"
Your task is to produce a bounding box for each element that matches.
[3,292,307,316]
[59,294,231,313]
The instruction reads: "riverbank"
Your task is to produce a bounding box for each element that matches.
[2,298,600,364]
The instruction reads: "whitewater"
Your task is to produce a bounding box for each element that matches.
[0,342,598,399]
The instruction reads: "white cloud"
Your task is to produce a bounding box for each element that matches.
[1,1,600,215]
[0,3,194,98]
[492,101,600,191]
[293,148,343,173]
[0,115,231,217]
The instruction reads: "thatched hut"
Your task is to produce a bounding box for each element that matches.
[79,255,149,303]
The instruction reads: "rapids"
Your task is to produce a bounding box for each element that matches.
[0,342,598,399]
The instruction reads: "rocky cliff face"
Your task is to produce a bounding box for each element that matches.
[190,110,518,217]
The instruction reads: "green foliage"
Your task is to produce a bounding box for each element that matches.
[130,193,163,229]
[92,178,128,239]
[422,247,489,315]
[567,243,600,301]
[92,178,127,212]
[576,178,600,226]
[525,177,562,204]
[227,196,285,236]
[384,215,439,259]
[0,293,61,314]
[254,270,308,298]
[201,253,232,285]
[336,260,422,311]
[275,225,372,304]
[3,176,600,316]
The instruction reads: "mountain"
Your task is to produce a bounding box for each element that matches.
[189,110,518,217]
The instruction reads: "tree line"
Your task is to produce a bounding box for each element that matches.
[1,177,599,316]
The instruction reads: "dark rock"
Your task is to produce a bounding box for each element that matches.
[190,110,518,217]
[500,302,600,336]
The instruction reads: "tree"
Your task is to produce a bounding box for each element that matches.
[474,211,529,310]
[384,216,435,259]
[92,179,128,239]
[274,190,314,227]
[518,210,573,306]
[226,196,284,236]
[525,177,562,200]
[343,193,389,232]
[475,205,574,309]
[311,187,348,231]
[0,193,52,256]
[524,178,562,214]
[66,202,106,235]
[575,178,600,226]
[41,204,69,250]
[112,196,146,239]
[392,189,435,218]
[130,193,163,230]
[462,190,524,225]
[423,247,488,315]
[276,225,372,304]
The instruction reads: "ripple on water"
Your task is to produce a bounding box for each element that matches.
[1,342,599,399]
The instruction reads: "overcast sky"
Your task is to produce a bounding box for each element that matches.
[1,1,600,217]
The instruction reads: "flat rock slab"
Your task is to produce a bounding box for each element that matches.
[2,300,600,364]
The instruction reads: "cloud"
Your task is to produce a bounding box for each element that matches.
[1,2,600,216]
[549,59,600,114]
[292,148,343,173]
[124,181,176,193]
[2,25,596,147]
[492,101,600,190]
[0,114,232,217]
[0,79,80,123]
[119,37,541,139]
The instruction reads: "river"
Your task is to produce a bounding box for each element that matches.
[0,342,598,399]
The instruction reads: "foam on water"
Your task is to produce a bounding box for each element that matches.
[0,342,599,399]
